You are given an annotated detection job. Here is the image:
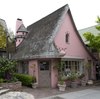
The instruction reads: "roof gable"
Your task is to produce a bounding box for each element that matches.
[17,24,28,33]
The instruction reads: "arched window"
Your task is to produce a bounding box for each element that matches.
[66,33,69,43]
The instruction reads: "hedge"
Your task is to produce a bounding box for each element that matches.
[14,73,36,86]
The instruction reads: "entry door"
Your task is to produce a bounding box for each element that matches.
[38,61,51,87]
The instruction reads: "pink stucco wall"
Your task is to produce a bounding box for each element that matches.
[16,37,23,47]
[29,60,39,84]
[51,59,58,88]
[54,11,92,60]
[53,11,95,81]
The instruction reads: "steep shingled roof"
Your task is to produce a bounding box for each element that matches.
[12,4,69,60]
[12,4,95,60]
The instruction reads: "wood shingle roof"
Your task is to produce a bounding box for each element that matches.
[12,4,69,60]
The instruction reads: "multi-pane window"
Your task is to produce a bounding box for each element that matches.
[63,60,83,75]
[39,61,49,70]
[16,61,28,74]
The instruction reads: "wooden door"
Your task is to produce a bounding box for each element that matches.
[38,61,51,87]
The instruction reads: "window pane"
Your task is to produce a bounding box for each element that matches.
[40,61,49,70]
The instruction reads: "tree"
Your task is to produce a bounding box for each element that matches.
[83,17,100,80]
[83,16,100,52]
[7,30,16,53]
[0,57,16,81]
[0,24,6,49]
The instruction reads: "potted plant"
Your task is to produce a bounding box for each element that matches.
[79,73,87,86]
[31,76,38,88]
[58,74,67,91]
[64,75,71,87]
[58,77,66,91]
[69,72,79,88]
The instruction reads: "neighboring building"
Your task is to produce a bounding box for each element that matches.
[79,25,100,42]
[0,18,15,58]
[12,4,96,88]
[79,26,100,80]
[0,18,8,31]
[0,48,6,58]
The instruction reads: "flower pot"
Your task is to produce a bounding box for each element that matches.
[65,80,71,87]
[58,83,66,91]
[81,80,87,86]
[87,80,93,85]
[32,83,38,88]
[71,81,78,88]
[77,79,81,85]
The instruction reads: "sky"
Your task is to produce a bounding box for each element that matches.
[0,0,100,33]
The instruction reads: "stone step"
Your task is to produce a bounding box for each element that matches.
[0,87,3,89]
[0,89,11,95]
[93,80,100,86]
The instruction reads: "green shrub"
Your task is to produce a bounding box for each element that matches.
[14,73,36,86]
[68,72,78,81]
[0,58,17,80]
[0,78,4,83]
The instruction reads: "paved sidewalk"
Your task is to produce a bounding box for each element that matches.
[21,85,100,99]
[40,87,100,99]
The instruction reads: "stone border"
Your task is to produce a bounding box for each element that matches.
[0,81,22,90]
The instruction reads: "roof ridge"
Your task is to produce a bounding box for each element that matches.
[79,25,97,31]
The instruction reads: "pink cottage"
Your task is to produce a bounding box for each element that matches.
[13,4,96,88]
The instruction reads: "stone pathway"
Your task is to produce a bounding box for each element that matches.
[0,91,34,99]
[0,87,11,95]
[0,87,34,99]
[0,83,100,99]
[21,85,98,99]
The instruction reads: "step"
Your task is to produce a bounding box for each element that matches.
[0,89,11,95]
[93,80,100,86]
[0,87,3,89]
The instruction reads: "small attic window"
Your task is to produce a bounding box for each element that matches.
[23,32,24,35]
[65,33,69,43]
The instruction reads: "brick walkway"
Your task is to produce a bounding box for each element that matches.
[21,85,98,99]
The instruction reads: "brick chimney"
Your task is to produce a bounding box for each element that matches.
[16,18,23,32]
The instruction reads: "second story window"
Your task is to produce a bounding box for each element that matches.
[66,33,69,43]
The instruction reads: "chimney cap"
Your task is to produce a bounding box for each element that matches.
[17,18,22,21]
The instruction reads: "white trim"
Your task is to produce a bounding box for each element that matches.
[61,56,84,60]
